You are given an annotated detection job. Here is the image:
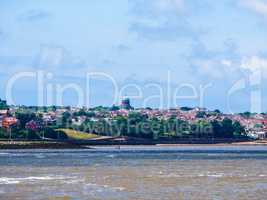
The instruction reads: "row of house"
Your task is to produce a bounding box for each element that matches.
[1,97,267,139]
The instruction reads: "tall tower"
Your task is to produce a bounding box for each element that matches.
[121,98,133,110]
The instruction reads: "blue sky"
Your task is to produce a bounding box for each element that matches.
[1,0,267,112]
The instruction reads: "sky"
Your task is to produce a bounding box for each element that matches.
[1,0,267,113]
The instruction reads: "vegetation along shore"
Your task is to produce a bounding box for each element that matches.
[1,98,267,149]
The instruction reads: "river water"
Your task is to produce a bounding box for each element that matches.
[0,146,267,200]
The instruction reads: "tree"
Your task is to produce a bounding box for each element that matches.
[110,105,120,111]
[52,106,57,112]
[176,119,191,137]
[221,118,235,138]
[43,106,48,113]
[128,112,147,124]
[27,130,41,140]
[196,111,206,118]
[85,112,96,118]
[149,117,162,139]
[0,128,7,139]
[16,112,37,129]
[211,118,235,138]
[211,120,222,138]
[80,119,95,133]
[73,109,87,116]
[0,99,8,110]
[240,112,251,118]
[112,116,127,137]
[62,111,72,126]
[116,112,153,138]
[180,107,193,111]
[233,121,245,137]
[214,109,221,114]
[191,120,213,138]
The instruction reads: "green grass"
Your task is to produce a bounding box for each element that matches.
[57,129,99,140]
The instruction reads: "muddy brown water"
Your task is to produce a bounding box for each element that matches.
[0,146,267,200]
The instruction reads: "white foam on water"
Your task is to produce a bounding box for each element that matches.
[106,154,116,158]
[0,176,75,185]
[63,179,82,184]
[206,174,224,178]
[0,153,10,155]
[198,174,205,177]
[0,178,20,184]
[158,173,182,178]
[34,154,46,159]
[154,172,226,178]
[113,187,125,191]
[86,183,125,192]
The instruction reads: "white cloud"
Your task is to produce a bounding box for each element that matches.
[241,56,267,73]
[38,45,64,68]
[194,59,224,78]
[154,0,184,13]
[221,59,232,67]
[18,9,51,22]
[37,45,88,73]
[240,0,267,17]
[191,55,267,79]
[187,40,242,79]
[0,45,90,78]
[129,0,198,41]
[129,0,185,18]
[191,58,238,79]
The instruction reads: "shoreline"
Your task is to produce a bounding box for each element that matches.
[0,141,90,149]
[1,140,267,149]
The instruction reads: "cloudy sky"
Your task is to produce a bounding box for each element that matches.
[1,0,267,112]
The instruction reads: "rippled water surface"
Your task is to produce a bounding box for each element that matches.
[1,146,267,200]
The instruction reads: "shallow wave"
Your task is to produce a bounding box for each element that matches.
[153,172,267,178]
[106,154,116,158]
[0,176,75,185]
[86,183,125,192]
[0,153,10,156]
[34,154,46,159]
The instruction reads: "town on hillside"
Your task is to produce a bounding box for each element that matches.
[0,97,266,142]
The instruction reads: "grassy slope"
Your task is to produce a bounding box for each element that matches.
[57,129,99,140]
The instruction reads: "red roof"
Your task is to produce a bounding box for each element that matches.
[2,117,18,128]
